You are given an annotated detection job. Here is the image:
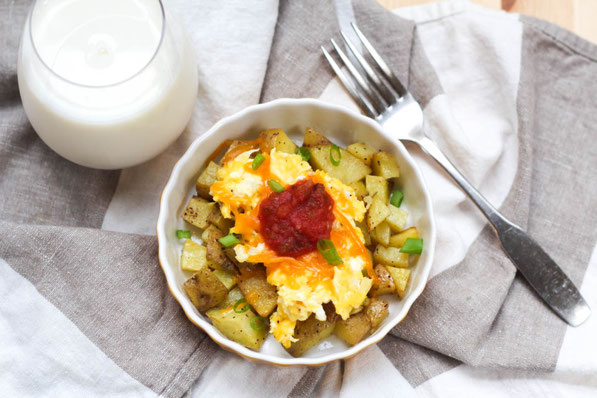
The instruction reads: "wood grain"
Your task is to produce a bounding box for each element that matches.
[377,0,597,44]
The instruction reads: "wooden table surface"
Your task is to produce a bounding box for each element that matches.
[378,0,597,44]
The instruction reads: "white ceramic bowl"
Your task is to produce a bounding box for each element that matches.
[157,98,435,366]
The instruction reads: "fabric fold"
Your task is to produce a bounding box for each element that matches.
[1,0,596,396]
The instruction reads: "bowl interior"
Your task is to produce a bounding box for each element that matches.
[157,99,435,365]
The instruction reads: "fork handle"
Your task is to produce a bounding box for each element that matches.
[416,137,508,230]
[414,136,591,326]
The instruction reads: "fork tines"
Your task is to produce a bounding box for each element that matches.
[321,23,407,118]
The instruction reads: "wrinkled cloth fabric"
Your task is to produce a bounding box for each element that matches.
[1,0,596,397]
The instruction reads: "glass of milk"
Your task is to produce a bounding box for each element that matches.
[18,0,198,169]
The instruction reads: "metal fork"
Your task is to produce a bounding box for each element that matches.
[322,23,591,327]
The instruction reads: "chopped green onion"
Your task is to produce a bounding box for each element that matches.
[218,234,240,248]
[233,298,249,313]
[176,230,191,239]
[297,147,311,162]
[268,180,284,193]
[390,189,404,208]
[252,153,265,170]
[317,239,343,265]
[250,316,266,330]
[330,144,341,166]
[400,238,423,254]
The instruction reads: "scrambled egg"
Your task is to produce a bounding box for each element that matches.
[211,149,372,348]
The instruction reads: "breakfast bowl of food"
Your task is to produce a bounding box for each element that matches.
[157,98,435,365]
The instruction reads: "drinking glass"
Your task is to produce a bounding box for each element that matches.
[18,0,198,169]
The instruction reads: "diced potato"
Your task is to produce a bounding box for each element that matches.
[201,225,237,272]
[347,142,376,166]
[363,195,374,210]
[183,268,228,312]
[356,221,371,246]
[373,245,409,268]
[370,264,395,296]
[365,175,389,203]
[385,206,408,232]
[207,204,233,233]
[213,269,237,290]
[237,265,277,317]
[227,140,248,153]
[303,127,332,147]
[349,180,367,200]
[224,247,241,267]
[219,287,244,308]
[286,313,336,357]
[389,227,419,248]
[182,197,215,230]
[386,267,411,298]
[365,298,389,330]
[309,145,372,185]
[372,152,400,179]
[371,221,391,246]
[195,161,220,199]
[221,140,254,163]
[259,128,297,154]
[335,312,371,346]
[366,195,390,230]
[180,239,208,272]
[206,306,267,350]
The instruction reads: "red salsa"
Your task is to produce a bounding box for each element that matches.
[258,179,335,257]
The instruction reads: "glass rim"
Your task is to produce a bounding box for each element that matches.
[27,0,166,89]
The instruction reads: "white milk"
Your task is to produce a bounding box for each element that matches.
[18,0,198,169]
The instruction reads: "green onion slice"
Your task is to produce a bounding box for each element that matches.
[233,298,249,313]
[252,153,265,170]
[268,180,284,193]
[250,316,266,330]
[218,234,240,248]
[317,239,344,265]
[330,144,341,166]
[400,238,423,254]
[176,230,191,239]
[390,189,404,208]
[297,147,311,162]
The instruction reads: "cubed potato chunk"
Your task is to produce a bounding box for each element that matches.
[367,195,390,230]
[206,306,267,350]
[370,264,395,296]
[180,239,208,272]
[389,227,419,248]
[386,267,411,298]
[219,287,244,308]
[237,265,277,317]
[371,221,391,246]
[259,128,297,154]
[286,313,336,357]
[372,152,400,179]
[349,180,367,201]
[356,221,371,246]
[309,145,372,185]
[213,269,237,290]
[335,312,371,346]
[201,225,237,272]
[303,127,332,147]
[183,268,228,312]
[365,298,389,330]
[182,197,215,230]
[365,175,389,203]
[373,245,409,268]
[385,206,408,232]
[347,142,376,166]
[195,161,220,199]
[363,195,374,210]
[207,204,233,233]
